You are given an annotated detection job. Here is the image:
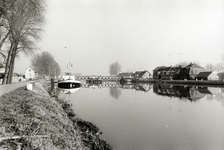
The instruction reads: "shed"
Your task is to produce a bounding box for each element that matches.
[134,70,151,79]
[196,72,219,80]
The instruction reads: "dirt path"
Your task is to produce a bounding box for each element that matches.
[0,80,39,97]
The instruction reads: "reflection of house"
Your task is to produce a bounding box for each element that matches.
[153,84,207,101]
[179,63,205,80]
[25,67,36,80]
[135,83,152,92]
[196,72,219,80]
[120,84,135,89]
[188,87,206,101]
[120,82,152,92]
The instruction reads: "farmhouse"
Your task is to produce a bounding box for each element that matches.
[179,63,205,80]
[25,67,36,80]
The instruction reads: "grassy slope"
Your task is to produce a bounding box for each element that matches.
[0,82,112,150]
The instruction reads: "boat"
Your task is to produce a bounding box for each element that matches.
[60,72,75,80]
[57,79,82,94]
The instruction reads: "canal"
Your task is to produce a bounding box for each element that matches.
[59,82,224,150]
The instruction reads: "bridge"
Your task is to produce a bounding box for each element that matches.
[81,82,121,88]
[75,76,121,81]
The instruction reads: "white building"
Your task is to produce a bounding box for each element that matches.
[25,67,36,80]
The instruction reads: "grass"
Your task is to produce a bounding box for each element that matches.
[0,81,112,150]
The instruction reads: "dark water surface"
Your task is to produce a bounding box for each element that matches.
[59,83,224,150]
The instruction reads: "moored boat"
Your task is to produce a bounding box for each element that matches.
[57,79,82,94]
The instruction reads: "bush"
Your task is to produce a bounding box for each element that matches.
[217,72,224,80]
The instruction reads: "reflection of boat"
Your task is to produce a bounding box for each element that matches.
[58,79,82,94]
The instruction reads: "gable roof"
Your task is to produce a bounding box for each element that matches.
[25,66,35,72]
[135,71,151,77]
[196,72,212,78]
[184,63,203,69]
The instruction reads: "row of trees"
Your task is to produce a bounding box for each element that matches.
[0,0,46,84]
[31,51,61,78]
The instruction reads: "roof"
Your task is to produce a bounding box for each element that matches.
[118,72,134,76]
[135,70,151,76]
[25,66,33,70]
[153,66,167,71]
[196,72,212,78]
[184,63,203,69]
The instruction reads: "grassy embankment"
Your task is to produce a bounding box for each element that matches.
[0,81,112,150]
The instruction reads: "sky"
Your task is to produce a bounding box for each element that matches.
[15,0,224,75]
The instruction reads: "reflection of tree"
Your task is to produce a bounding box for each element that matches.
[206,88,224,105]
[109,87,121,99]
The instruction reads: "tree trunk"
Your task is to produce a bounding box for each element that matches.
[2,43,14,84]
[7,42,18,84]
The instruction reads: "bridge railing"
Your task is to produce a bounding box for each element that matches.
[75,76,122,81]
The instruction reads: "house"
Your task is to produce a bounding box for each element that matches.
[179,63,205,80]
[25,67,36,80]
[134,70,151,80]
[153,66,167,79]
[153,66,181,80]
[195,72,220,80]
[118,72,134,79]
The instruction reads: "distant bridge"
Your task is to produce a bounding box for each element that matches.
[81,82,121,88]
[75,76,122,81]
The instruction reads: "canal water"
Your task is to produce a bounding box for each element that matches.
[59,82,224,150]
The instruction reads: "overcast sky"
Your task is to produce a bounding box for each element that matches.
[15,0,224,75]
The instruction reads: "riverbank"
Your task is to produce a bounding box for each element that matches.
[152,79,224,87]
[0,81,112,149]
[128,78,224,87]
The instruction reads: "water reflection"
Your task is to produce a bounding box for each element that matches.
[66,81,224,149]
[82,81,153,99]
[153,84,224,103]
[120,82,152,92]
[109,87,121,99]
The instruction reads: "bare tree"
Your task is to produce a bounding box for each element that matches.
[31,51,61,78]
[175,61,201,67]
[205,63,215,71]
[215,62,224,73]
[2,0,46,84]
[109,61,121,76]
